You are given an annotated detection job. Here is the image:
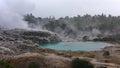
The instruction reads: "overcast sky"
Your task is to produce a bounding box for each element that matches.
[1,0,120,17]
[0,0,120,28]
[31,0,120,18]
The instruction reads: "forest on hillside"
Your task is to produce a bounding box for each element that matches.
[24,14,120,40]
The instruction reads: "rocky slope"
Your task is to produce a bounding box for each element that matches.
[0,29,61,43]
[0,29,61,58]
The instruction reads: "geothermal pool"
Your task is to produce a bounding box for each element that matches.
[40,42,110,51]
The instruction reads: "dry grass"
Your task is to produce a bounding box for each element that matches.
[5,53,71,68]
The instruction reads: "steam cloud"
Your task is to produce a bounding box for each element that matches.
[0,0,34,29]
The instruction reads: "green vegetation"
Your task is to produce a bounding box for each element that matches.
[24,14,37,24]
[24,14,120,39]
[28,62,40,68]
[72,58,94,68]
[83,36,89,41]
[0,60,13,68]
[24,14,120,33]
[93,34,120,43]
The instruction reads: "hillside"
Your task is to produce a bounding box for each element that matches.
[24,14,120,40]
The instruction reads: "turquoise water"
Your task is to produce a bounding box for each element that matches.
[40,42,109,51]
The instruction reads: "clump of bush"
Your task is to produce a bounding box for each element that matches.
[0,60,13,68]
[102,51,110,57]
[72,58,94,68]
[28,62,40,68]
[83,36,89,41]
[93,34,120,43]
[93,37,114,41]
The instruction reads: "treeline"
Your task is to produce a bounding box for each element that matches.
[23,14,120,39]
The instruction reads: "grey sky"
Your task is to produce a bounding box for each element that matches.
[1,0,120,17]
[31,0,120,18]
[0,0,120,28]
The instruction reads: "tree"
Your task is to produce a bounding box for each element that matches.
[24,13,37,24]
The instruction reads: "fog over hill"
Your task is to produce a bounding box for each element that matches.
[24,14,120,40]
[0,0,120,29]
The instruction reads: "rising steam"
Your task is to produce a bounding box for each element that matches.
[0,0,34,29]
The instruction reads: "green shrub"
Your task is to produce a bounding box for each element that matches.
[72,58,94,68]
[0,60,13,68]
[28,62,39,68]
[83,36,89,41]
